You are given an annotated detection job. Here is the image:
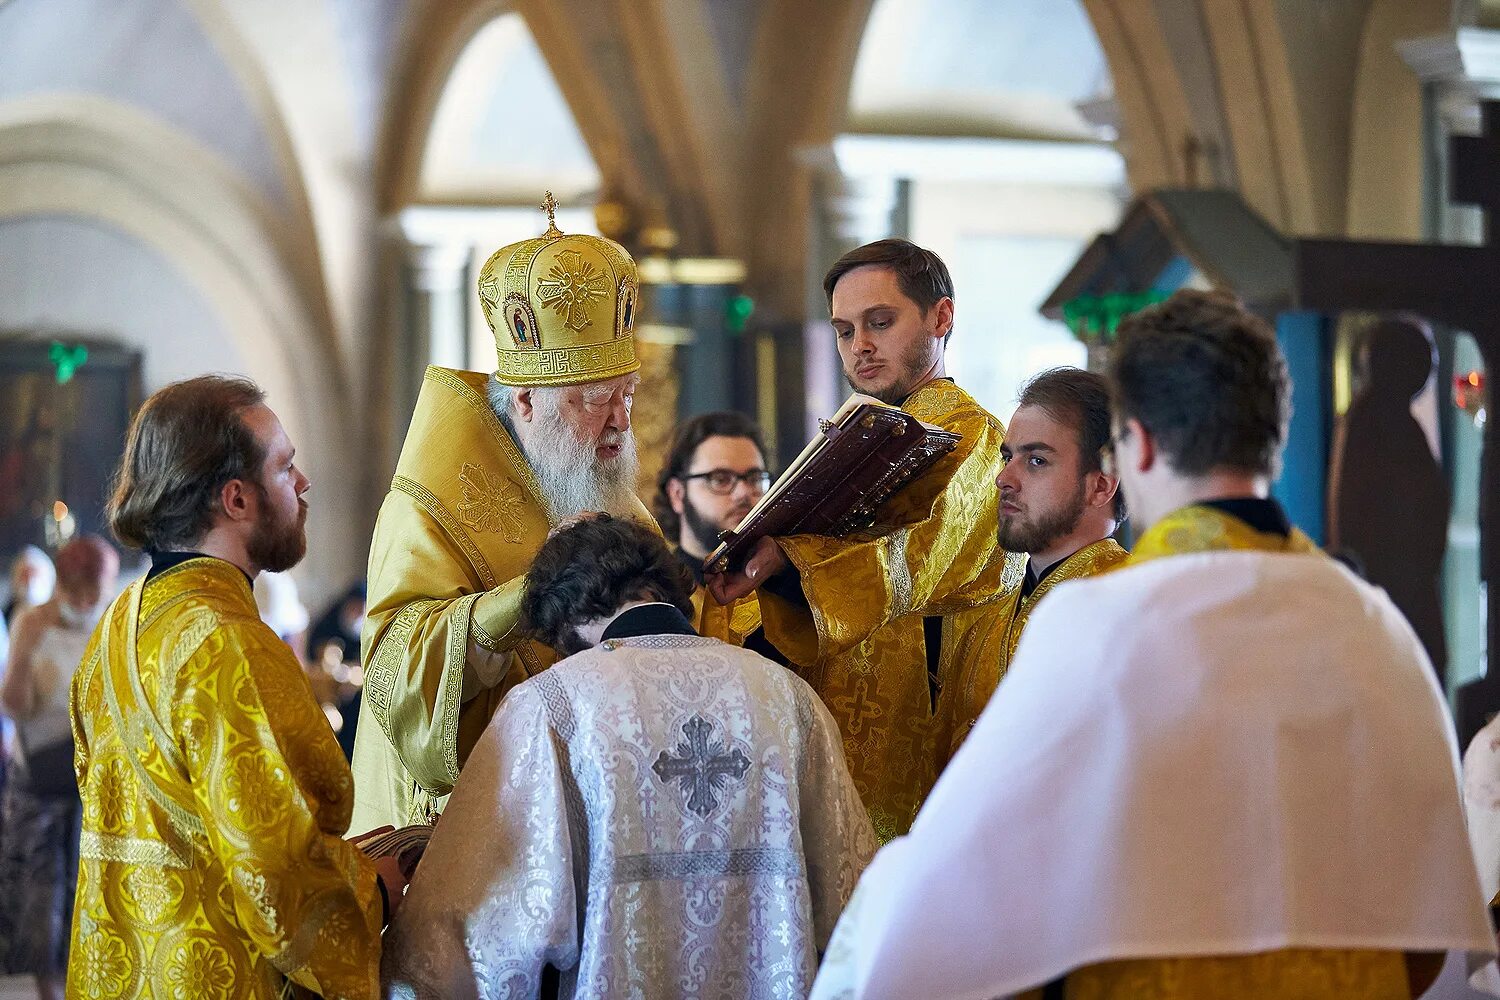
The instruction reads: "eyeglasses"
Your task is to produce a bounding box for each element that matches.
[679,469,772,495]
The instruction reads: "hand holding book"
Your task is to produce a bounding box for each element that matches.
[704,393,960,603]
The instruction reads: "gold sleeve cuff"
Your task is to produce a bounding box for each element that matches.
[472,577,526,651]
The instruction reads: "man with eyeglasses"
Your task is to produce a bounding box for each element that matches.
[653,412,772,644]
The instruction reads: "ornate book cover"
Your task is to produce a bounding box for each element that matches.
[354,824,433,879]
[706,393,961,573]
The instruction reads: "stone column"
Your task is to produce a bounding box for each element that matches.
[405,240,472,373]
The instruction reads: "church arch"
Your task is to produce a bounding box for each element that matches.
[0,94,359,596]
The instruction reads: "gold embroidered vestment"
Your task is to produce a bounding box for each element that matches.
[758,379,1006,839]
[67,557,382,1000]
[935,538,1127,765]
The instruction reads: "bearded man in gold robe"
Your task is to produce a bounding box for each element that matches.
[934,367,1126,766]
[69,376,399,999]
[652,411,770,645]
[709,238,1007,839]
[351,197,654,830]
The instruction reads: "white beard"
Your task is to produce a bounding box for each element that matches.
[491,381,641,522]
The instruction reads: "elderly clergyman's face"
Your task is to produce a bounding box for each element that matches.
[516,374,642,522]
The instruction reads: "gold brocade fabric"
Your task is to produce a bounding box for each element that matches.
[1014,948,1417,1000]
[690,584,762,645]
[351,366,656,830]
[934,538,1127,765]
[67,558,382,1000]
[758,379,1006,840]
[1013,505,1413,1000]
[1126,503,1320,565]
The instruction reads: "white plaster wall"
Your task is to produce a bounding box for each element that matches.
[0,215,243,386]
[0,214,350,613]
[0,0,288,206]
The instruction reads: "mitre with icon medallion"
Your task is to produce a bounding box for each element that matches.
[477,191,642,387]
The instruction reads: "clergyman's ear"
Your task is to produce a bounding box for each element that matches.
[666,477,686,515]
[1127,417,1156,474]
[1086,468,1120,512]
[220,478,254,524]
[931,296,954,341]
[514,387,536,423]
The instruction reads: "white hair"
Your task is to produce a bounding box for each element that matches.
[485,375,639,522]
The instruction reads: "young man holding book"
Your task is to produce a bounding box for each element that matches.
[707,238,1007,840]
[383,515,874,999]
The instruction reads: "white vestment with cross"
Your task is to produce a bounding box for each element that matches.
[382,633,876,999]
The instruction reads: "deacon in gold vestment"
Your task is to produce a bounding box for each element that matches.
[934,368,1126,765]
[69,377,390,999]
[810,291,1485,1000]
[710,240,1006,839]
[352,195,655,830]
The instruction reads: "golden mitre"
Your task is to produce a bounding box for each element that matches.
[476,191,641,387]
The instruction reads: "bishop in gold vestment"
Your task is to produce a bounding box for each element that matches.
[757,378,1006,839]
[68,558,383,999]
[352,198,654,829]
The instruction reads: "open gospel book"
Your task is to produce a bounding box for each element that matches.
[705,393,961,574]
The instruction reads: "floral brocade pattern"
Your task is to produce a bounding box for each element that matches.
[67,559,382,999]
[765,380,1008,839]
[382,638,875,999]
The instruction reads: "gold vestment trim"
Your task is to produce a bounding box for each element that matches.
[393,476,497,590]
[422,368,549,513]
[79,830,190,869]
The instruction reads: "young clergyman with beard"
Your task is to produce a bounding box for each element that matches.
[352,196,656,831]
[933,367,1126,765]
[708,239,1007,840]
[68,376,402,998]
[810,290,1493,1000]
[653,411,772,643]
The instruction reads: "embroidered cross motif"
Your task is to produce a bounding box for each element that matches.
[538,250,609,332]
[652,715,751,818]
[455,463,526,542]
[830,675,885,737]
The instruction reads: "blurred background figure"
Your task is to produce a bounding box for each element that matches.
[307,582,367,759]
[254,569,310,653]
[0,534,118,1000]
[3,547,55,628]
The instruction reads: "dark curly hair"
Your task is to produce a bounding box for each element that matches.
[651,411,768,539]
[1108,289,1291,478]
[521,515,696,656]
